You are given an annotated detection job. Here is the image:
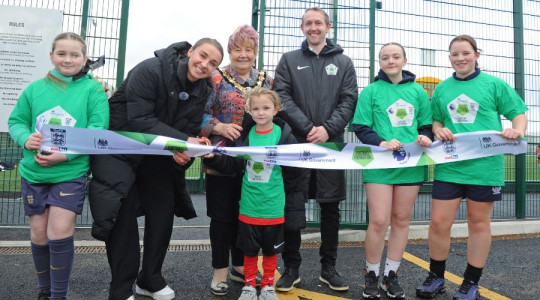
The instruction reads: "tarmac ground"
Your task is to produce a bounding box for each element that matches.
[1,195,540,300]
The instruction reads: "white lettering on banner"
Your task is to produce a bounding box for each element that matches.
[39,125,527,170]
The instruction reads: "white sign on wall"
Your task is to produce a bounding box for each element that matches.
[0,6,62,132]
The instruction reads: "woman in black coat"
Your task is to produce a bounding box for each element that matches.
[89,38,223,300]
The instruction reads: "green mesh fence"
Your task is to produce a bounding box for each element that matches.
[253,0,540,227]
[2,0,539,227]
[0,0,129,225]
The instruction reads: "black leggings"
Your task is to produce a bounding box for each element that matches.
[206,174,244,268]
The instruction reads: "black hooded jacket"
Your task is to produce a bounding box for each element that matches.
[274,39,358,141]
[273,38,358,203]
[89,42,212,241]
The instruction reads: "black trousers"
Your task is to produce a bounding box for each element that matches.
[282,201,341,269]
[105,157,176,300]
[206,174,244,268]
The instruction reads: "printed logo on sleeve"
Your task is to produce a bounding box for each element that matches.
[447,94,479,124]
[387,99,414,127]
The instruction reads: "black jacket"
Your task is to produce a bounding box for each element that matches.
[274,39,358,141]
[89,42,212,241]
[274,39,358,202]
[203,118,308,232]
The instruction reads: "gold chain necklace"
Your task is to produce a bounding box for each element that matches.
[220,68,266,93]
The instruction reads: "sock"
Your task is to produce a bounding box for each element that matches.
[49,236,74,299]
[365,260,381,277]
[261,254,277,287]
[463,263,483,284]
[31,242,51,292]
[243,255,258,287]
[429,258,446,279]
[384,258,401,276]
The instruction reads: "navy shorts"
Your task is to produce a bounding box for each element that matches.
[236,221,284,256]
[432,180,502,202]
[21,175,87,216]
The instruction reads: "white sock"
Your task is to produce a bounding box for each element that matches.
[365,261,381,277]
[384,258,401,276]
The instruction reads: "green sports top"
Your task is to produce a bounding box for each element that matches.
[353,79,432,184]
[240,125,285,220]
[8,69,109,183]
[432,71,528,186]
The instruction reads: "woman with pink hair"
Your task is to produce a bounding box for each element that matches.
[199,25,273,296]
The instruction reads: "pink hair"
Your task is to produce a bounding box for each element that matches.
[227,25,258,54]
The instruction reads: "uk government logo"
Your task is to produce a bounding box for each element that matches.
[299,149,311,161]
[95,138,109,149]
[479,135,520,149]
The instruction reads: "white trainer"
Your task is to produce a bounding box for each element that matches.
[238,285,258,300]
[259,284,279,300]
[135,284,175,300]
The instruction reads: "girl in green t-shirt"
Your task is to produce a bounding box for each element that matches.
[8,32,109,300]
[416,35,528,300]
[352,42,433,299]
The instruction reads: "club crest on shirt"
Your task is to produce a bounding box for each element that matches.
[387,99,414,127]
[246,160,274,182]
[36,105,77,128]
[325,63,338,75]
[26,194,34,205]
[447,94,479,124]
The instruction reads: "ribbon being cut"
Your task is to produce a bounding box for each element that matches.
[39,124,527,170]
